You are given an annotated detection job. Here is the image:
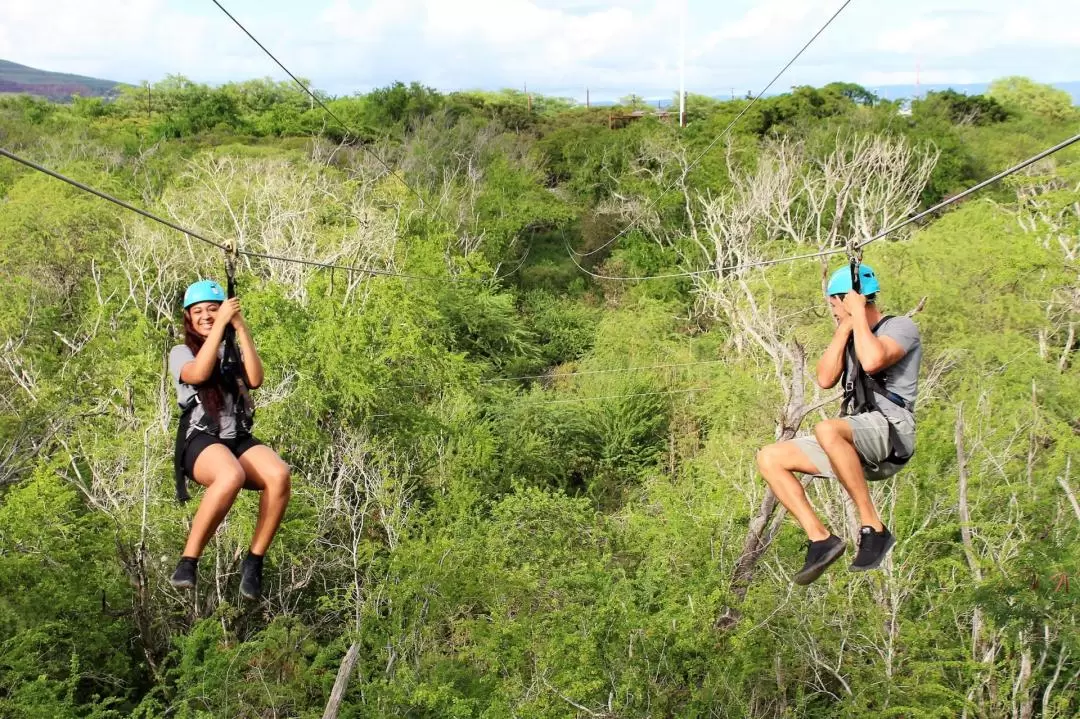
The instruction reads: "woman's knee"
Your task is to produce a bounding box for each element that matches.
[265,462,291,497]
[208,465,247,493]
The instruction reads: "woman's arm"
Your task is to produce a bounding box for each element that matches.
[232,312,264,389]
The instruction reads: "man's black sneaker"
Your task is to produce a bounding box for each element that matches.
[850,525,896,571]
[793,534,846,586]
[170,557,198,589]
[239,553,263,601]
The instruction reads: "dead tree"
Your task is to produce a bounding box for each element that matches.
[161,153,402,304]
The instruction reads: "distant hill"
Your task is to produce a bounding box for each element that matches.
[0,59,121,102]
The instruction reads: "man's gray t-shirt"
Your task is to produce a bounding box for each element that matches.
[844,315,922,423]
[169,344,238,439]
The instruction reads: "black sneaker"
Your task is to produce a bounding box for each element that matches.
[170,557,197,589]
[239,553,263,601]
[850,525,896,571]
[793,534,846,586]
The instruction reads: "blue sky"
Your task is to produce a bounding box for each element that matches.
[1,0,1077,101]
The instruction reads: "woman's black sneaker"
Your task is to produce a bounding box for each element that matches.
[170,557,198,589]
[849,525,896,571]
[239,553,263,601]
[793,534,846,585]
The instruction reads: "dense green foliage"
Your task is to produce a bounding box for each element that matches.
[1,75,1079,718]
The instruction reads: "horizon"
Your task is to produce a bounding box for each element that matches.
[2,1,1079,104]
[4,55,1080,106]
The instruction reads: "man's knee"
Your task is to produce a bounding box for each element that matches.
[814,419,849,446]
[756,443,785,474]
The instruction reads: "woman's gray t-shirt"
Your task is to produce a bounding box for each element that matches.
[169,344,238,439]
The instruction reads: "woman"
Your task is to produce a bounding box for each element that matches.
[168,279,291,601]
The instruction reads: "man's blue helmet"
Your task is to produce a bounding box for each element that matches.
[826,263,880,297]
[183,280,226,309]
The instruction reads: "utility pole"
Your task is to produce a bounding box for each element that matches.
[586,87,590,108]
[678,0,686,127]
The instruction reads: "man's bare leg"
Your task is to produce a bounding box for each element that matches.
[812,419,884,531]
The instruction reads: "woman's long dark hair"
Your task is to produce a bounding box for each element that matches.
[183,312,230,420]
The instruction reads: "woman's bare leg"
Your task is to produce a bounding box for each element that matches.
[238,445,291,556]
[182,445,247,558]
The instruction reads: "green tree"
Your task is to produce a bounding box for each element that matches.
[987,76,1076,121]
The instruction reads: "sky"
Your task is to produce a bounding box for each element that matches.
[0,0,1078,101]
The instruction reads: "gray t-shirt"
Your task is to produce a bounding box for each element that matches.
[169,344,238,439]
[845,315,921,422]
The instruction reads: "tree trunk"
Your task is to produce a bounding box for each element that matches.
[716,426,797,630]
[323,641,362,719]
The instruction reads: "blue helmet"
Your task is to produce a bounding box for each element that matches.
[183,280,226,309]
[826,263,880,297]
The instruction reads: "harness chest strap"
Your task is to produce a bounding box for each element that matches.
[841,315,913,466]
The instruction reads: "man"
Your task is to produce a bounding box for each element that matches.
[755,263,922,585]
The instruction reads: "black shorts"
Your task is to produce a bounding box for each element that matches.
[183,431,262,478]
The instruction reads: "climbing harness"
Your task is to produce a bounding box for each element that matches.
[172,255,256,502]
[840,321,912,467]
[836,253,913,466]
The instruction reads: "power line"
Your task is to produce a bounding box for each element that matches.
[388,357,730,390]
[567,238,844,281]
[576,0,854,259]
[0,147,508,284]
[537,385,709,405]
[209,0,435,215]
[211,0,544,285]
[384,307,816,392]
[568,131,1080,282]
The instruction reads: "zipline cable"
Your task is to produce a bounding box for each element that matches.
[0,147,509,284]
[568,131,1080,282]
[0,147,229,253]
[853,131,1080,250]
[576,0,855,259]
[209,0,436,216]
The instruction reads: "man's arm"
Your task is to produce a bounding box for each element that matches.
[845,293,906,374]
[817,320,852,389]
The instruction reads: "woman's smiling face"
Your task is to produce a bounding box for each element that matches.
[187,302,221,338]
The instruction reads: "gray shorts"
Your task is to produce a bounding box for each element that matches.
[791,412,916,481]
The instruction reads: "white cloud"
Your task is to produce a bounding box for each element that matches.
[0,0,1076,100]
[704,0,836,45]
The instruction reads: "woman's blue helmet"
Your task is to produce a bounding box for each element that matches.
[826,263,880,297]
[183,280,226,309]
